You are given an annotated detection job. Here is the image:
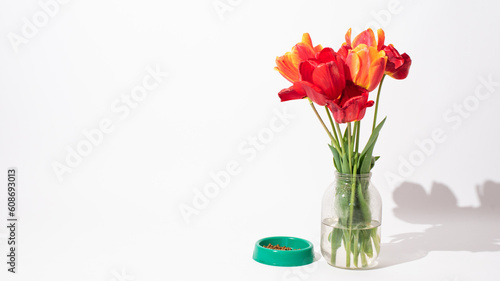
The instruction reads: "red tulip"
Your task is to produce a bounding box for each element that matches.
[327,82,374,124]
[278,48,345,106]
[382,44,412,79]
[274,33,323,83]
[374,29,411,79]
[278,47,374,124]
[275,32,395,123]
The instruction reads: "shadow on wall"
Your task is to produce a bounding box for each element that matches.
[376,181,500,268]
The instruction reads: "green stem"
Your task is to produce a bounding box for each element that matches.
[372,74,386,132]
[353,230,359,268]
[334,122,344,155]
[325,106,341,151]
[308,98,336,145]
[343,229,351,267]
[371,228,380,255]
[347,123,353,173]
[354,121,360,169]
[348,167,358,227]
[347,175,357,268]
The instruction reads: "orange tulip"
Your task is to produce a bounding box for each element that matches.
[345,44,387,92]
[340,28,411,81]
[338,28,387,92]
[275,33,323,83]
[339,28,385,54]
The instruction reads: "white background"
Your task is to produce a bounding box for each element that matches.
[0,0,499,280]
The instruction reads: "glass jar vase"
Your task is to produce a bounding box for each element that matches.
[321,172,382,269]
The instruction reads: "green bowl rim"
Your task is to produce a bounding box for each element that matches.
[253,236,314,267]
[255,236,313,252]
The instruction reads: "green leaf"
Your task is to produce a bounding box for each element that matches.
[360,144,375,174]
[328,144,342,172]
[360,118,386,161]
[370,156,380,170]
[343,126,349,146]
[343,228,351,267]
[356,181,372,223]
[363,230,373,258]
[360,239,367,267]
[371,228,380,255]
[330,227,343,265]
[353,230,359,268]
[341,152,350,174]
[332,228,342,250]
[359,118,386,174]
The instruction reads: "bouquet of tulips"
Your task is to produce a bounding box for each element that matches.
[274,28,411,267]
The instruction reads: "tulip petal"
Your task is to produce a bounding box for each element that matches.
[301,33,313,48]
[366,53,387,92]
[278,83,306,102]
[346,51,360,83]
[294,42,316,64]
[352,28,376,48]
[345,28,352,47]
[278,81,325,105]
[303,32,323,53]
[302,82,329,106]
[314,44,323,54]
[383,44,411,80]
[389,53,411,79]
[346,46,366,86]
[317,48,336,63]
[384,44,404,69]
[328,83,373,123]
[274,33,324,83]
[337,44,350,61]
[298,81,328,106]
[377,29,385,51]
[337,29,353,60]
[347,44,388,92]
[312,61,346,100]
[275,54,299,83]
[299,60,316,83]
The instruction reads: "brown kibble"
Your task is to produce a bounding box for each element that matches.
[263,243,295,251]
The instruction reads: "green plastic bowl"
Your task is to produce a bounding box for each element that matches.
[253,236,314,267]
